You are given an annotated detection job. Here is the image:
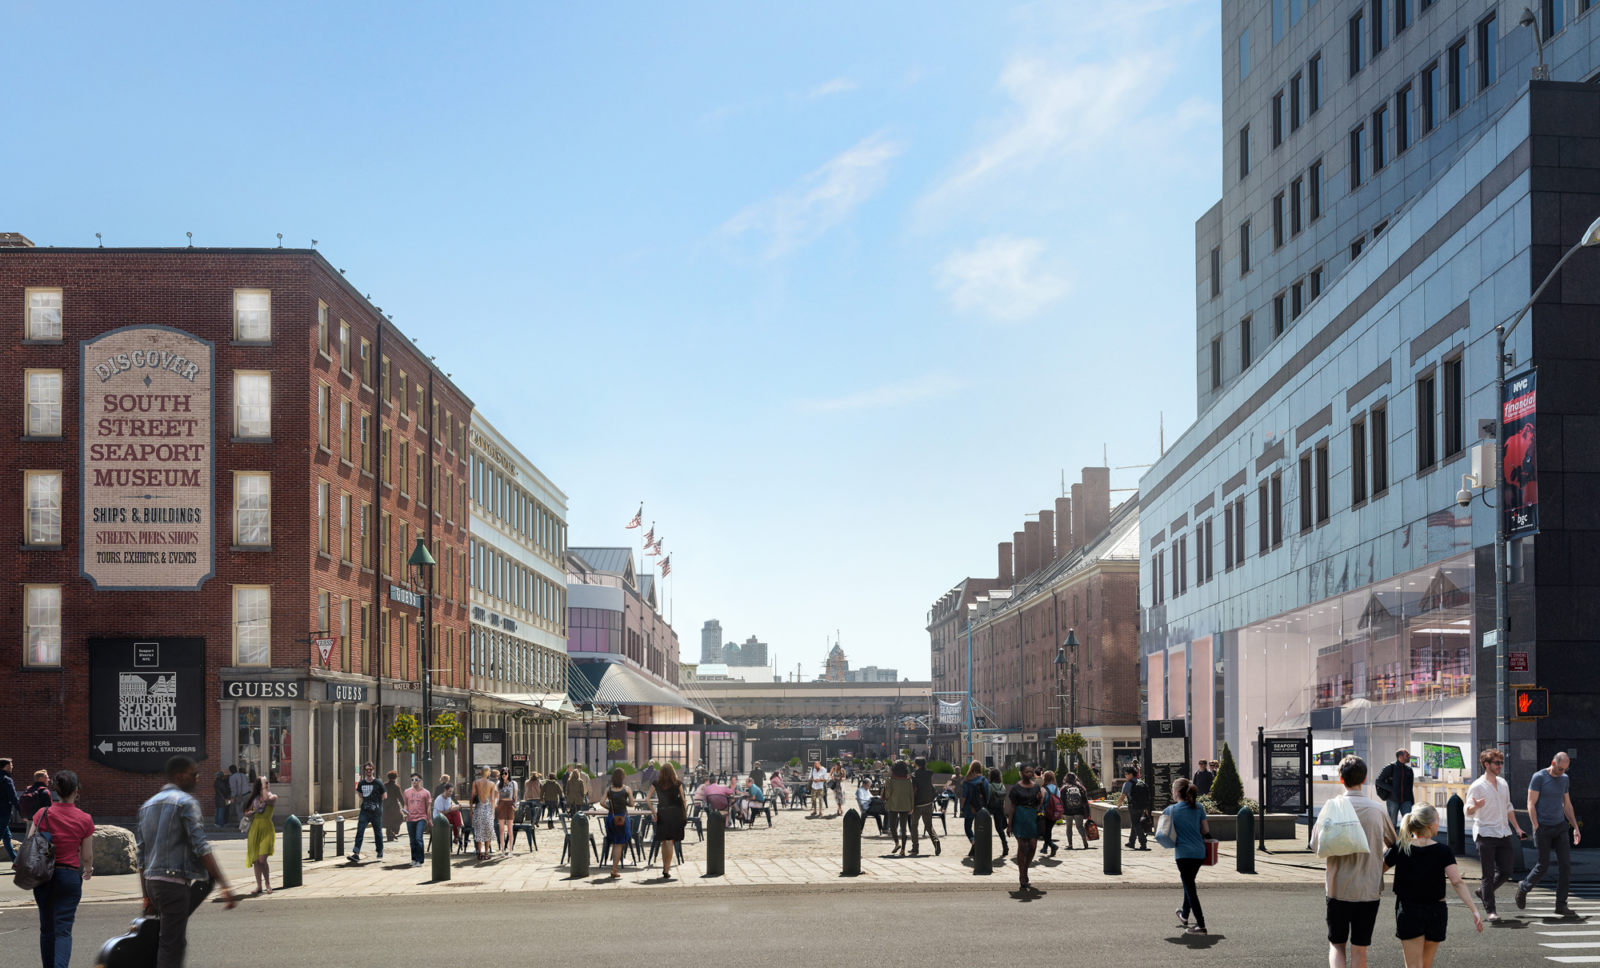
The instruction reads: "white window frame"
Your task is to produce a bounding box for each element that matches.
[23,584,62,667]
[317,480,330,553]
[24,469,61,546]
[233,471,271,547]
[338,321,350,373]
[233,289,272,342]
[233,370,271,439]
[25,369,62,437]
[317,301,330,357]
[233,585,271,666]
[25,288,63,341]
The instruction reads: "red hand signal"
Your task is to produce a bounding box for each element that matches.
[1519,692,1534,714]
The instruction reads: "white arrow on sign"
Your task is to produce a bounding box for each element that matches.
[96,741,114,755]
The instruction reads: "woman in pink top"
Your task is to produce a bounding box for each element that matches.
[29,769,94,968]
[401,773,433,867]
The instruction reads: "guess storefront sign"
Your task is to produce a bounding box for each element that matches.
[223,680,304,700]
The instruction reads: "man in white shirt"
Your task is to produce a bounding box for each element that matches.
[1308,755,1396,968]
[1465,748,1525,921]
[807,761,828,818]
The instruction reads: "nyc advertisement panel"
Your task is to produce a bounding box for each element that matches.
[1503,369,1537,537]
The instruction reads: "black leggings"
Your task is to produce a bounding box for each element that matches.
[1177,858,1205,929]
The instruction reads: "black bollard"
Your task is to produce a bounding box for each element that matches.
[1447,794,1465,854]
[570,811,591,878]
[307,815,324,862]
[1236,806,1256,874]
[1102,809,1122,875]
[705,809,726,877]
[972,808,993,875]
[335,814,346,858]
[842,809,863,876]
[431,816,451,881]
[282,815,302,888]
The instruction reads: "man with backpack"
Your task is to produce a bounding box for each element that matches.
[1121,766,1152,850]
[909,757,942,856]
[1375,749,1415,832]
[1060,772,1091,848]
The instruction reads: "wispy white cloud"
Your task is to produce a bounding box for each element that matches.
[806,77,858,99]
[797,372,967,414]
[936,236,1069,321]
[721,132,905,259]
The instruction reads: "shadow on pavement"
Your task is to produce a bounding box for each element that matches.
[1164,933,1223,948]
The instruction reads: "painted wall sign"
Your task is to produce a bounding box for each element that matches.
[89,637,206,772]
[80,326,215,590]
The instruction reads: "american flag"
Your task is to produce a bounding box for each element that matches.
[643,524,654,545]
[659,555,672,577]
[648,537,664,557]
[625,505,643,529]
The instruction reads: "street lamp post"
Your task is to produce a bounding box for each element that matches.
[408,537,437,770]
[1487,215,1600,761]
[1060,629,1080,772]
[1053,645,1066,773]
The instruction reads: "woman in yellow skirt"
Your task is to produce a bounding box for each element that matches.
[244,777,278,895]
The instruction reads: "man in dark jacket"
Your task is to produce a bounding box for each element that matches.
[910,757,942,856]
[1375,749,1415,829]
[0,758,18,861]
[211,770,231,827]
[1193,760,1215,797]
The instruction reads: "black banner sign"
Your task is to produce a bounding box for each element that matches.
[89,637,206,773]
[1503,369,1538,536]
[1265,738,1309,812]
[1144,718,1189,814]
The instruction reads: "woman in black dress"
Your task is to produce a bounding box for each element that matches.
[603,768,633,879]
[651,762,687,879]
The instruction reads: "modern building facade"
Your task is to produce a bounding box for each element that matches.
[3,239,473,817]
[1142,1,1600,816]
[467,415,571,776]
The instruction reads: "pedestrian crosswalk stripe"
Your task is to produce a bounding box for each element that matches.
[1541,932,1600,937]
[1544,943,1600,949]
[1548,957,1600,964]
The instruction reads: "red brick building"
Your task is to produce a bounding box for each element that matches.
[2,237,472,818]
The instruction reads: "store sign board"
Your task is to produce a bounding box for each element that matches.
[471,728,506,770]
[1144,719,1188,814]
[1265,737,1309,813]
[222,680,304,700]
[325,683,368,703]
[80,326,215,590]
[89,637,206,772]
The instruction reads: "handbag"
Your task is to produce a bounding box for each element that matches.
[1155,809,1177,849]
[1084,819,1100,841]
[1202,838,1220,866]
[1315,795,1372,857]
[13,805,55,890]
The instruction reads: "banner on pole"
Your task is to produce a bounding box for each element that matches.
[1503,369,1538,537]
[936,699,963,724]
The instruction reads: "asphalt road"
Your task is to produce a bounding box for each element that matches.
[1,882,1587,967]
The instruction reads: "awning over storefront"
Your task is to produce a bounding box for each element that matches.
[484,692,580,718]
[570,662,724,723]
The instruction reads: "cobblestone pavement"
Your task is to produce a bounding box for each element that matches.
[2,805,1464,907]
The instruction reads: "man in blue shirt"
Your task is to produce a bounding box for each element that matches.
[1517,752,1581,916]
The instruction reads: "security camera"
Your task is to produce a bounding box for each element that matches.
[1456,487,1473,508]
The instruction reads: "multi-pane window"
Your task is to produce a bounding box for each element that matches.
[1289,73,1303,131]
[1272,90,1285,148]
[1351,417,1368,506]
[1543,0,1563,39]
[339,492,351,563]
[398,371,410,416]
[234,371,270,438]
[1371,0,1387,54]
[1349,11,1366,76]
[1240,220,1252,274]
[317,480,330,553]
[1299,452,1315,531]
[25,370,62,437]
[1448,40,1468,113]
[338,321,351,373]
[1211,338,1223,390]
[1274,292,1287,336]
[1240,317,1253,369]
[1272,192,1285,248]
[381,356,391,401]
[1417,371,1438,471]
[1349,125,1366,189]
[318,301,330,355]
[1309,160,1323,221]
[361,502,371,568]
[234,472,270,546]
[1422,62,1441,131]
[1372,106,1389,171]
[1315,442,1331,523]
[1352,236,1367,260]
[1395,85,1413,153]
[317,383,330,449]
[399,441,410,495]
[1270,472,1284,546]
[360,337,372,387]
[1310,266,1324,299]
[1443,356,1464,458]
[339,399,351,461]
[1290,177,1304,235]
[26,289,62,340]
[1233,497,1246,567]
[1395,0,1411,33]
[234,586,271,666]
[1309,52,1323,113]
[1291,280,1305,319]
[360,412,371,473]
[234,290,271,342]
[1210,247,1221,298]
[25,470,61,545]
[1239,125,1251,180]
[24,585,61,667]
[1478,14,1497,90]
[1372,405,1389,493]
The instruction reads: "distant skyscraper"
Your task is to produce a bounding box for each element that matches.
[700,619,723,664]
[824,641,848,682]
[732,635,767,667]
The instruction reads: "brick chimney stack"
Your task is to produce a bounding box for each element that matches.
[1038,509,1056,565]
[1082,466,1111,543]
[1054,496,1072,559]
[1013,529,1029,580]
[1023,520,1042,579]
[997,541,1013,585]
[1070,483,1087,553]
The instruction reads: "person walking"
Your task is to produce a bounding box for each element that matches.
[1465,748,1525,922]
[1385,803,1483,967]
[807,760,828,818]
[382,770,404,844]
[210,770,230,829]
[401,773,431,867]
[1309,755,1397,968]
[469,767,498,861]
[960,762,988,857]
[830,763,846,818]
[242,776,277,895]
[0,757,20,863]
[137,756,237,968]
[495,768,518,855]
[603,767,633,879]
[883,760,915,855]
[226,765,249,825]
[910,756,941,856]
[349,762,386,863]
[20,771,54,820]
[1376,749,1415,833]
[1193,760,1215,797]
[986,768,1011,860]
[28,770,93,968]
[1516,751,1582,916]
[540,772,563,828]
[1039,770,1061,857]
[1005,765,1045,893]
[747,761,764,789]
[1060,772,1091,849]
[564,767,589,816]
[1163,777,1211,935]
[1120,766,1151,850]
[651,763,687,879]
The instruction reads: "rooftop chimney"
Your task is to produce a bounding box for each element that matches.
[1082,466,1111,544]
[1039,509,1056,565]
[1070,483,1087,553]
[1013,530,1028,581]
[1024,520,1042,579]
[0,233,36,248]
[997,541,1013,585]
[1054,496,1073,559]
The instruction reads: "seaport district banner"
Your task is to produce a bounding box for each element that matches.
[80,326,215,590]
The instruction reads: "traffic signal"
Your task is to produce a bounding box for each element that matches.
[1512,686,1549,720]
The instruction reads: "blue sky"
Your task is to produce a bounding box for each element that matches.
[12,1,1222,679]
